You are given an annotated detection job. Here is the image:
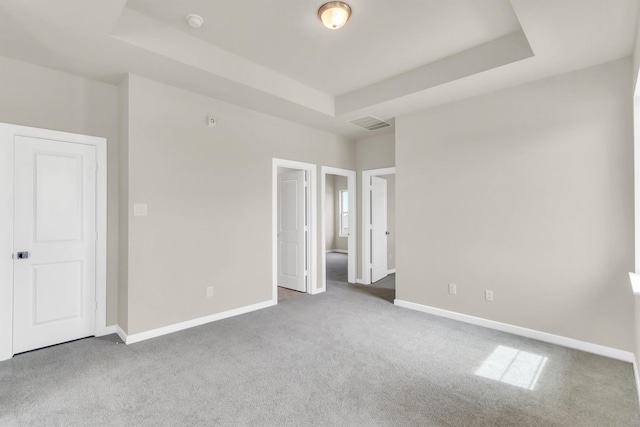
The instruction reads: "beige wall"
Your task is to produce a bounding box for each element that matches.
[122,74,355,334]
[396,59,634,351]
[355,133,395,280]
[0,56,120,326]
[118,77,129,332]
[333,175,348,252]
[325,175,336,250]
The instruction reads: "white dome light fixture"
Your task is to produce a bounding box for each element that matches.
[318,2,352,30]
[186,14,204,29]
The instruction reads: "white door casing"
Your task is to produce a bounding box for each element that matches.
[278,170,307,292]
[361,167,395,285]
[0,123,107,362]
[13,137,97,353]
[371,176,388,283]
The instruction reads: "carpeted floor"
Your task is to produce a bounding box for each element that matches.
[1,271,639,426]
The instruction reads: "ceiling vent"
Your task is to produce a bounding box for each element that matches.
[348,116,392,131]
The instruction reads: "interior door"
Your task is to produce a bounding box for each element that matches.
[371,176,388,283]
[278,170,307,292]
[13,136,96,354]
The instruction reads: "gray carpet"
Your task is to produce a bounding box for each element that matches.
[1,279,639,426]
[326,251,395,303]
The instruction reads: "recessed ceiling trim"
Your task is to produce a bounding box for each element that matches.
[336,30,534,116]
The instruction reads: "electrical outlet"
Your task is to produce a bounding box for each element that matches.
[448,283,457,295]
[206,286,213,298]
[485,290,494,302]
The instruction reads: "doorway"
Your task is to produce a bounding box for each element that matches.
[272,159,317,300]
[362,167,396,285]
[0,123,108,362]
[321,167,356,292]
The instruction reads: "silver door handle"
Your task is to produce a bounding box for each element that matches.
[16,251,29,259]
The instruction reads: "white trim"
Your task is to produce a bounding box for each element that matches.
[272,158,317,296]
[634,92,640,272]
[123,299,276,345]
[0,123,107,362]
[326,249,348,254]
[96,325,117,337]
[387,268,396,275]
[629,272,640,296]
[361,167,395,285]
[355,279,369,285]
[115,325,128,343]
[320,166,357,292]
[394,299,635,363]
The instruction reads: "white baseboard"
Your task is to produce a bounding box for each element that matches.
[95,325,117,337]
[394,299,634,363]
[326,249,348,254]
[387,269,396,275]
[115,325,127,343]
[356,279,370,285]
[119,299,277,345]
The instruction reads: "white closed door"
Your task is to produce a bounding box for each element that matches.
[278,170,307,292]
[371,176,388,283]
[13,136,97,354]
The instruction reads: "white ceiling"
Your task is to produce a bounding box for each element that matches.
[0,0,637,139]
[127,0,522,96]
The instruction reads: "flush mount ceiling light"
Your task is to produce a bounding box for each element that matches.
[186,14,204,29]
[318,2,352,30]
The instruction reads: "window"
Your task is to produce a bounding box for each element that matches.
[339,190,349,237]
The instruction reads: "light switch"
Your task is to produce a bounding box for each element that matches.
[133,204,148,217]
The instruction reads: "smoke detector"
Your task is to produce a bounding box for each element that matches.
[186,14,204,29]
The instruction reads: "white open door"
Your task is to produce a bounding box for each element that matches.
[371,176,388,283]
[13,136,97,354]
[278,170,307,292]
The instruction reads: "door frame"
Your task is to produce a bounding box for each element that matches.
[0,123,108,362]
[272,158,317,299]
[320,167,356,292]
[361,167,395,285]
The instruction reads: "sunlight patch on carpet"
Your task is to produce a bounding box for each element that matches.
[475,345,548,390]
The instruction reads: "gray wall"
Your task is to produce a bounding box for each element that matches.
[355,133,395,280]
[396,59,634,351]
[122,74,356,334]
[0,56,120,326]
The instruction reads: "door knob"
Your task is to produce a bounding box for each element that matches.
[16,251,29,259]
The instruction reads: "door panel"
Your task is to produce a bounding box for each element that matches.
[33,262,83,324]
[278,170,306,292]
[371,176,388,283]
[35,154,83,242]
[13,136,96,354]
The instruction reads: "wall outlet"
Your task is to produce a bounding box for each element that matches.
[133,204,148,217]
[448,283,457,295]
[485,290,494,302]
[206,286,213,298]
